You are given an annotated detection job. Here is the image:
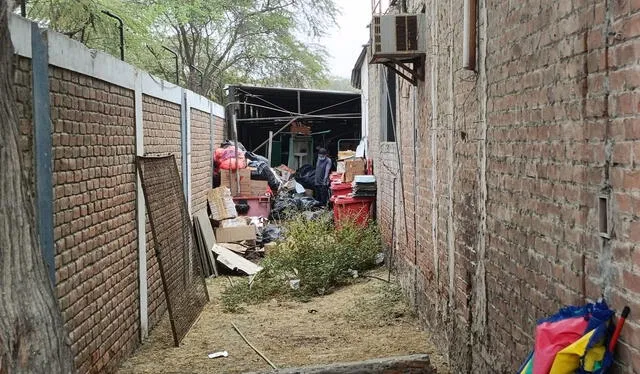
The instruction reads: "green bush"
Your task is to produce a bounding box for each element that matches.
[221,212,382,312]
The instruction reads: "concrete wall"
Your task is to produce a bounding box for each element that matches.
[366,0,640,372]
[10,14,225,373]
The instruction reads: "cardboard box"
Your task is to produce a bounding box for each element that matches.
[344,158,366,183]
[207,187,238,221]
[220,168,251,195]
[219,217,249,228]
[215,225,257,243]
[250,180,269,195]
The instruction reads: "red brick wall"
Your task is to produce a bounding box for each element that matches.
[367,0,640,372]
[142,95,182,330]
[14,57,34,185]
[191,108,212,213]
[49,67,138,373]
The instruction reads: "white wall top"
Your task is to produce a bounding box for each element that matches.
[8,14,224,115]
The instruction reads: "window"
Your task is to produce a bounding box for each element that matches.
[381,66,397,142]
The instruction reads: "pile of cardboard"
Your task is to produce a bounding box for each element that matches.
[190,187,263,276]
[220,168,269,196]
[207,187,258,243]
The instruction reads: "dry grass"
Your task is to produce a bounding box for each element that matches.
[118,269,450,374]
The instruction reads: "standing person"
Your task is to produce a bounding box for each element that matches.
[314,148,332,206]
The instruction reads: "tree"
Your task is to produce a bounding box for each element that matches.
[27,0,338,101]
[0,0,75,373]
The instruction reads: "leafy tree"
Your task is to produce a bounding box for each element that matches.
[27,0,338,101]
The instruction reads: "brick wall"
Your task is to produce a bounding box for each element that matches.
[213,114,225,147]
[14,56,33,186]
[366,0,640,372]
[142,94,182,330]
[190,108,212,213]
[49,67,138,373]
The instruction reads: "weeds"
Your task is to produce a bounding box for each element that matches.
[221,212,382,313]
[344,280,416,327]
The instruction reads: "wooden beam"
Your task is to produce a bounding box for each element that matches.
[246,354,435,374]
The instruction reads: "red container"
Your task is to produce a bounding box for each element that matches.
[332,196,374,227]
[233,196,271,217]
[330,172,343,182]
[330,182,352,198]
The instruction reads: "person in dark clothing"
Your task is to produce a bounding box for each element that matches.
[314,148,332,206]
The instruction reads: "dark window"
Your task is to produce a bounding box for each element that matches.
[382,67,397,142]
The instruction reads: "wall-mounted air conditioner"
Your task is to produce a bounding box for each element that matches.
[371,13,426,59]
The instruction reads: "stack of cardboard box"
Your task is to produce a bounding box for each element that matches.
[220,168,269,196]
[207,187,257,243]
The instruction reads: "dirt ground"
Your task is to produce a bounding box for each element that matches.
[118,269,449,374]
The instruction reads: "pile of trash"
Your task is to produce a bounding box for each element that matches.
[200,140,330,277]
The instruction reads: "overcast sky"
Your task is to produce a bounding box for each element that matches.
[321,0,372,78]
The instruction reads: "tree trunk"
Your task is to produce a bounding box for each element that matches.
[0,1,75,373]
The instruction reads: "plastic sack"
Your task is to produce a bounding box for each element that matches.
[261,225,285,244]
[294,196,321,210]
[215,146,247,170]
[245,151,269,164]
[293,164,316,189]
[220,140,246,152]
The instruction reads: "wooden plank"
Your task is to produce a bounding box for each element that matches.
[194,209,219,277]
[212,244,262,275]
[193,219,213,277]
[245,354,434,374]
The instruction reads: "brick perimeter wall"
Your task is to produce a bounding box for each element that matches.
[367,0,640,372]
[190,108,212,213]
[142,94,182,330]
[50,67,138,373]
[14,56,34,187]
[213,114,225,147]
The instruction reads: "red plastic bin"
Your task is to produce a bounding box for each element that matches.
[233,196,271,217]
[330,182,352,199]
[332,196,374,227]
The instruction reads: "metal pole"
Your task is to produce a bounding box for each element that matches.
[232,113,240,195]
[162,46,179,85]
[21,0,26,17]
[389,178,397,282]
[251,117,298,153]
[267,131,273,165]
[101,10,124,61]
[384,68,409,244]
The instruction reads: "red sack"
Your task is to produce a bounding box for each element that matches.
[215,146,246,170]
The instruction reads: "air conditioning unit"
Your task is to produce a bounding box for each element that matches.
[371,13,426,59]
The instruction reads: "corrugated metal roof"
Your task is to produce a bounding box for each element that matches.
[351,46,368,89]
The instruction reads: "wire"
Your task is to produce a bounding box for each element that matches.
[383,67,409,245]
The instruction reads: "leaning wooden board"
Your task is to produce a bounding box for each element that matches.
[194,209,219,277]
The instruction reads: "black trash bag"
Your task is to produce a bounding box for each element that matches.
[220,140,247,152]
[262,167,282,192]
[270,197,297,220]
[294,196,321,210]
[235,199,250,215]
[245,151,269,164]
[250,168,268,181]
[301,210,326,221]
[293,164,316,189]
[261,225,285,244]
